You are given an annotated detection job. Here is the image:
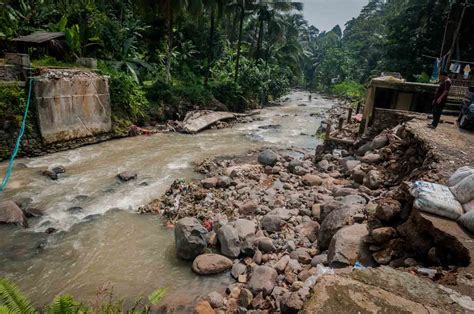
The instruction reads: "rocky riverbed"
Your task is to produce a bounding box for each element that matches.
[144,107,474,313]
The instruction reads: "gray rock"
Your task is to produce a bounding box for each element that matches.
[302,174,322,186]
[327,223,370,267]
[317,159,330,171]
[261,214,282,232]
[356,142,372,156]
[117,171,137,181]
[371,227,397,243]
[233,219,256,239]
[319,205,363,250]
[0,200,27,227]
[175,217,208,260]
[375,199,402,222]
[286,240,296,252]
[295,221,320,242]
[274,255,290,273]
[217,225,241,258]
[202,177,218,188]
[42,170,58,180]
[371,134,388,149]
[240,201,257,215]
[290,248,312,264]
[258,149,279,166]
[207,291,224,308]
[258,237,275,253]
[334,187,359,197]
[248,266,278,295]
[311,253,328,267]
[269,207,292,220]
[361,153,382,164]
[217,176,232,188]
[231,262,247,279]
[351,165,366,184]
[286,258,302,272]
[343,159,361,172]
[238,288,254,308]
[287,159,303,174]
[363,170,383,190]
[192,253,233,275]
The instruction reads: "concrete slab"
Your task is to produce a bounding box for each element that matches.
[181,111,236,133]
[33,71,112,144]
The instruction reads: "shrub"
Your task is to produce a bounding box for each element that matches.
[98,64,149,124]
[211,80,245,112]
[332,80,366,101]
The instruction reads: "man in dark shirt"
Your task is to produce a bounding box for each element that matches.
[428,71,451,129]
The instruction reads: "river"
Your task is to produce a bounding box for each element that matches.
[0,91,334,307]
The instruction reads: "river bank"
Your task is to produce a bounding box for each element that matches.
[0,91,335,307]
[146,105,474,312]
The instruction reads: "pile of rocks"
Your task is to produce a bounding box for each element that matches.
[145,121,470,313]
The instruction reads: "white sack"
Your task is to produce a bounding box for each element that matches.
[448,166,474,187]
[411,181,463,220]
[450,174,474,204]
[463,199,474,213]
[458,211,474,233]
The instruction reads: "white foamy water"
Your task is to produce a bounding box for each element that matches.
[0,92,335,306]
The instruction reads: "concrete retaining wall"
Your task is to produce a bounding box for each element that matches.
[34,74,112,144]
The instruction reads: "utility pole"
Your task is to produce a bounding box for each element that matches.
[446,1,467,66]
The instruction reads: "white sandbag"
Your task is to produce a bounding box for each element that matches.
[450,174,474,204]
[463,199,474,213]
[410,181,463,220]
[458,211,474,233]
[448,166,474,187]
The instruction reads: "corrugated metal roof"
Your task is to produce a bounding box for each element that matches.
[12,32,65,44]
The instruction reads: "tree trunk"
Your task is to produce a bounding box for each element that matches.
[205,7,215,86]
[166,3,173,84]
[234,5,244,82]
[255,18,264,60]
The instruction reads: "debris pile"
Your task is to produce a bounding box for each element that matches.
[144,121,473,312]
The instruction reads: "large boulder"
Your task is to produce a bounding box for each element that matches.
[327,223,370,267]
[319,205,364,250]
[217,224,241,258]
[248,266,278,296]
[192,253,233,275]
[302,267,467,313]
[258,149,279,166]
[342,159,361,172]
[175,217,208,260]
[0,200,28,227]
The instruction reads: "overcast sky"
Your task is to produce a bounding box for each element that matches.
[301,0,368,32]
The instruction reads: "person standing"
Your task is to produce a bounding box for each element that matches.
[428,71,452,129]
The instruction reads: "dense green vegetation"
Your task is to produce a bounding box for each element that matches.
[0,277,166,313]
[302,0,474,99]
[1,0,472,120]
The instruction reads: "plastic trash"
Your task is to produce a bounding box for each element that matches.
[450,174,474,205]
[417,267,438,279]
[410,181,463,220]
[448,166,474,187]
[353,261,366,270]
[303,264,334,288]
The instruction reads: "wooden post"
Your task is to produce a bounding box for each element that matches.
[325,122,331,140]
[338,117,344,131]
[356,101,361,114]
[347,107,353,123]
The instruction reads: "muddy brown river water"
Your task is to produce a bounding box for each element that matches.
[0,91,334,306]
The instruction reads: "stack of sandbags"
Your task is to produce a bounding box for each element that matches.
[410,181,463,220]
[449,167,474,232]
